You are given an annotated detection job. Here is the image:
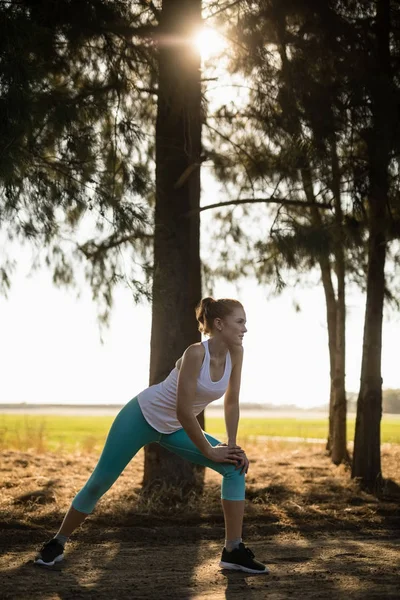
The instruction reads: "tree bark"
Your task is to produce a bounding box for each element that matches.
[275,6,348,463]
[330,140,348,465]
[302,167,346,461]
[351,0,391,490]
[352,195,386,489]
[318,245,337,454]
[142,0,204,493]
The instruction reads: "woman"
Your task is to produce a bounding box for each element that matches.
[34,297,268,574]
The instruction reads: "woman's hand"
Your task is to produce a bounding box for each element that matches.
[207,443,248,473]
[236,450,249,475]
[224,442,249,475]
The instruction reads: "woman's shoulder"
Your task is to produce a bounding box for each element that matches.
[175,342,205,370]
[229,345,244,367]
[184,342,206,360]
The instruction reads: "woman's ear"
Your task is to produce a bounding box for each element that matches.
[214,318,223,332]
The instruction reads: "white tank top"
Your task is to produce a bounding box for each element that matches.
[137,339,232,434]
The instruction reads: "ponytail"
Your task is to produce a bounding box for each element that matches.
[195,297,243,335]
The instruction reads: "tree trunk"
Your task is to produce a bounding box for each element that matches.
[319,257,337,454]
[330,141,348,465]
[303,169,347,462]
[302,171,337,454]
[351,193,386,489]
[143,0,204,493]
[275,8,348,461]
[351,0,391,490]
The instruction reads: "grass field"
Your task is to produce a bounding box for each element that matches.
[0,413,399,452]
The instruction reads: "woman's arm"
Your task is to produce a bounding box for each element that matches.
[176,345,243,464]
[224,346,244,445]
[176,345,214,457]
[224,346,249,474]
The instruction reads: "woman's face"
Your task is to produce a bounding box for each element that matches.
[217,306,247,346]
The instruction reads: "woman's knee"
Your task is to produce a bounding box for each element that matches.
[221,465,246,501]
[223,463,245,479]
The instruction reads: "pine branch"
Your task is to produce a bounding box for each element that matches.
[204,0,245,20]
[205,123,265,184]
[137,0,161,21]
[78,231,153,260]
[186,197,333,217]
[102,23,159,41]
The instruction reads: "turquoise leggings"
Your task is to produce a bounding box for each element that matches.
[72,397,245,514]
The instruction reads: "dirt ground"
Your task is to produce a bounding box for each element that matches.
[1,441,399,599]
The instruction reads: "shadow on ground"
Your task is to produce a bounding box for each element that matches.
[1,531,399,599]
[1,445,399,598]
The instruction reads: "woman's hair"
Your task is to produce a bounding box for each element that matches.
[195,297,243,335]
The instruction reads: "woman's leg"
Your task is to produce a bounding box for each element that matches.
[221,499,245,542]
[159,430,245,536]
[71,397,159,516]
[35,398,159,565]
[56,505,89,537]
[159,429,268,573]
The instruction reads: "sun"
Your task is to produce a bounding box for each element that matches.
[193,27,226,61]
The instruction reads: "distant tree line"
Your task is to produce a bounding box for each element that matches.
[347,390,400,415]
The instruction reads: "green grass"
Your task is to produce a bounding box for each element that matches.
[209,416,400,444]
[0,415,112,453]
[0,413,399,452]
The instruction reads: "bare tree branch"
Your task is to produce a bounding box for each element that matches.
[78,231,153,260]
[186,197,333,217]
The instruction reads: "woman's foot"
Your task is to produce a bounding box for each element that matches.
[34,539,65,567]
[220,543,269,574]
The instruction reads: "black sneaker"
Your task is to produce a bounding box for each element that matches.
[34,539,65,567]
[220,543,269,574]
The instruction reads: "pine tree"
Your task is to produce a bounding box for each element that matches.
[142,0,204,493]
[205,0,400,485]
[0,0,158,318]
[204,0,358,464]
[351,0,400,490]
[1,0,207,493]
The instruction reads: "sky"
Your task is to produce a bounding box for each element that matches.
[1,27,400,410]
[1,241,400,409]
